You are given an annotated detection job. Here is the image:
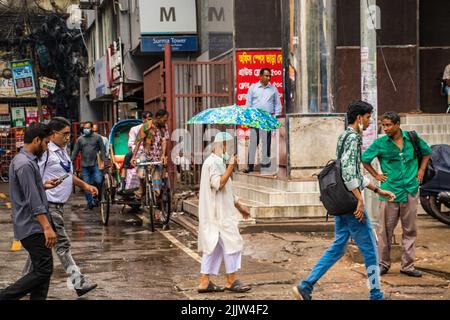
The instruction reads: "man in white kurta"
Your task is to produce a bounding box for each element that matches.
[197,132,251,293]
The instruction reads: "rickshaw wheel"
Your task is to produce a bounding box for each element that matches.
[100,174,111,226]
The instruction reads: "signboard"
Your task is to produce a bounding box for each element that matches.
[0,77,14,97]
[95,56,110,98]
[11,107,25,128]
[235,50,283,138]
[141,36,198,52]
[209,33,233,59]
[40,77,57,96]
[25,107,39,126]
[109,38,123,101]
[235,50,284,107]
[11,60,36,97]
[139,0,197,35]
[204,0,233,33]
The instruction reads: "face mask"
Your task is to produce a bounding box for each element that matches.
[222,152,230,162]
[357,119,364,133]
[83,129,92,136]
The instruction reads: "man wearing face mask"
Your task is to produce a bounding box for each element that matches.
[0,123,59,300]
[71,121,106,210]
[293,101,395,301]
[22,117,98,297]
[197,132,252,294]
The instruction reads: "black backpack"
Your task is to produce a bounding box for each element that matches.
[318,133,358,218]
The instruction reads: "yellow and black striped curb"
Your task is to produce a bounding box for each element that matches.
[0,193,11,209]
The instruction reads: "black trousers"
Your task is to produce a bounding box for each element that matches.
[0,233,53,300]
[247,128,272,169]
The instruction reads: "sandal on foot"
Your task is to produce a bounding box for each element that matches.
[225,279,251,293]
[197,281,225,293]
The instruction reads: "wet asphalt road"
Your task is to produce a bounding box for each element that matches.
[0,184,199,300]
[1,183,450,300]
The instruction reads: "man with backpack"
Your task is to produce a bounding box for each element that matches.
[293,101,395,301]
[362,111,431,277]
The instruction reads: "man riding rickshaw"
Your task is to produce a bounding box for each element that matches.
[100,109,171,230]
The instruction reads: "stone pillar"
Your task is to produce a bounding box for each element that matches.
[281,0,336,114]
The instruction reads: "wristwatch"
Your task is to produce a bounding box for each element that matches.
[374,187,379,194]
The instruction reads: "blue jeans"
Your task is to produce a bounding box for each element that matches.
[81,165,103,207]
[299,211,383,300]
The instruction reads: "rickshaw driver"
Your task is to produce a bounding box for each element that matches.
[118,111,152,193]
[131,109,170,200]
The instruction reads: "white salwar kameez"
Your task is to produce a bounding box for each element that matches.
[198,153,244,275]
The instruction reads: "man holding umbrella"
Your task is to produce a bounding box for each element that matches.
[243,68,282,173]
[197,132,252,293]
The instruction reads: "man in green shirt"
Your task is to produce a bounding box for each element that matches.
[362,111,432,277]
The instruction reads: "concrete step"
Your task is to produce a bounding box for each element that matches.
[420,134,450,145]
[233,172,319,192]
[400,113,450,125]
[401,124,450,135]
[233,181,321,206]
[379,132,450,145]
[183,198,326,220]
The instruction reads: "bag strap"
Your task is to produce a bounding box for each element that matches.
[408,131,422,159]
[337,132,352,159]
[41,150,50,177]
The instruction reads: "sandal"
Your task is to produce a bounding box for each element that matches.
[225,279,251,293]
[197,281,225,293]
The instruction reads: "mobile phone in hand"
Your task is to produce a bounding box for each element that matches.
[58,173,70,182]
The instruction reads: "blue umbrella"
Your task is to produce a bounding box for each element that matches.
[187,105,282,130]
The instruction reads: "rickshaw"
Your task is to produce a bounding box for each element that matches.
[100,119,172,231]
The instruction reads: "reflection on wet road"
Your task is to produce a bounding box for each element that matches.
[0,192,199,300]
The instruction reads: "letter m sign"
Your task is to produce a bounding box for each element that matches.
[161,7,176,22]
[208,7,225,22]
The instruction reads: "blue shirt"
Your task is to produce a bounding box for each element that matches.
[9,149,50,241]
[245,82,282,115]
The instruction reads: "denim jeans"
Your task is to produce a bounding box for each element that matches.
[298,211,383,300]
[81,165,103,207]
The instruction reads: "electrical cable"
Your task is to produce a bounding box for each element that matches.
[366,0,398,92]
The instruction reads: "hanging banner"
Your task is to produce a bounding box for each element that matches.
[0,77,14,97]
[11,60,36,97]
[39,77,57,96]
[235,50,283,138]
[11,107,26,128]
[25,107,39,126]
[42,105,51,124]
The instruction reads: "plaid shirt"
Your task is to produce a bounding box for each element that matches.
[336,127,369,191]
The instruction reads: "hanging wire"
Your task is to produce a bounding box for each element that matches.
[366,0,398,92]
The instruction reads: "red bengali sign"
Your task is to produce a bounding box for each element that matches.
[235,50,283,138]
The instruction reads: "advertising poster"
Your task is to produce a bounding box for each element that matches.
[39,77,57,96]
[25,107,39,126]
[0,77,14,97]
[42,105,51,124]
[15,128,25,148]
[235,50,283,138]
[11,107,25,127]
[11,60,36,97]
